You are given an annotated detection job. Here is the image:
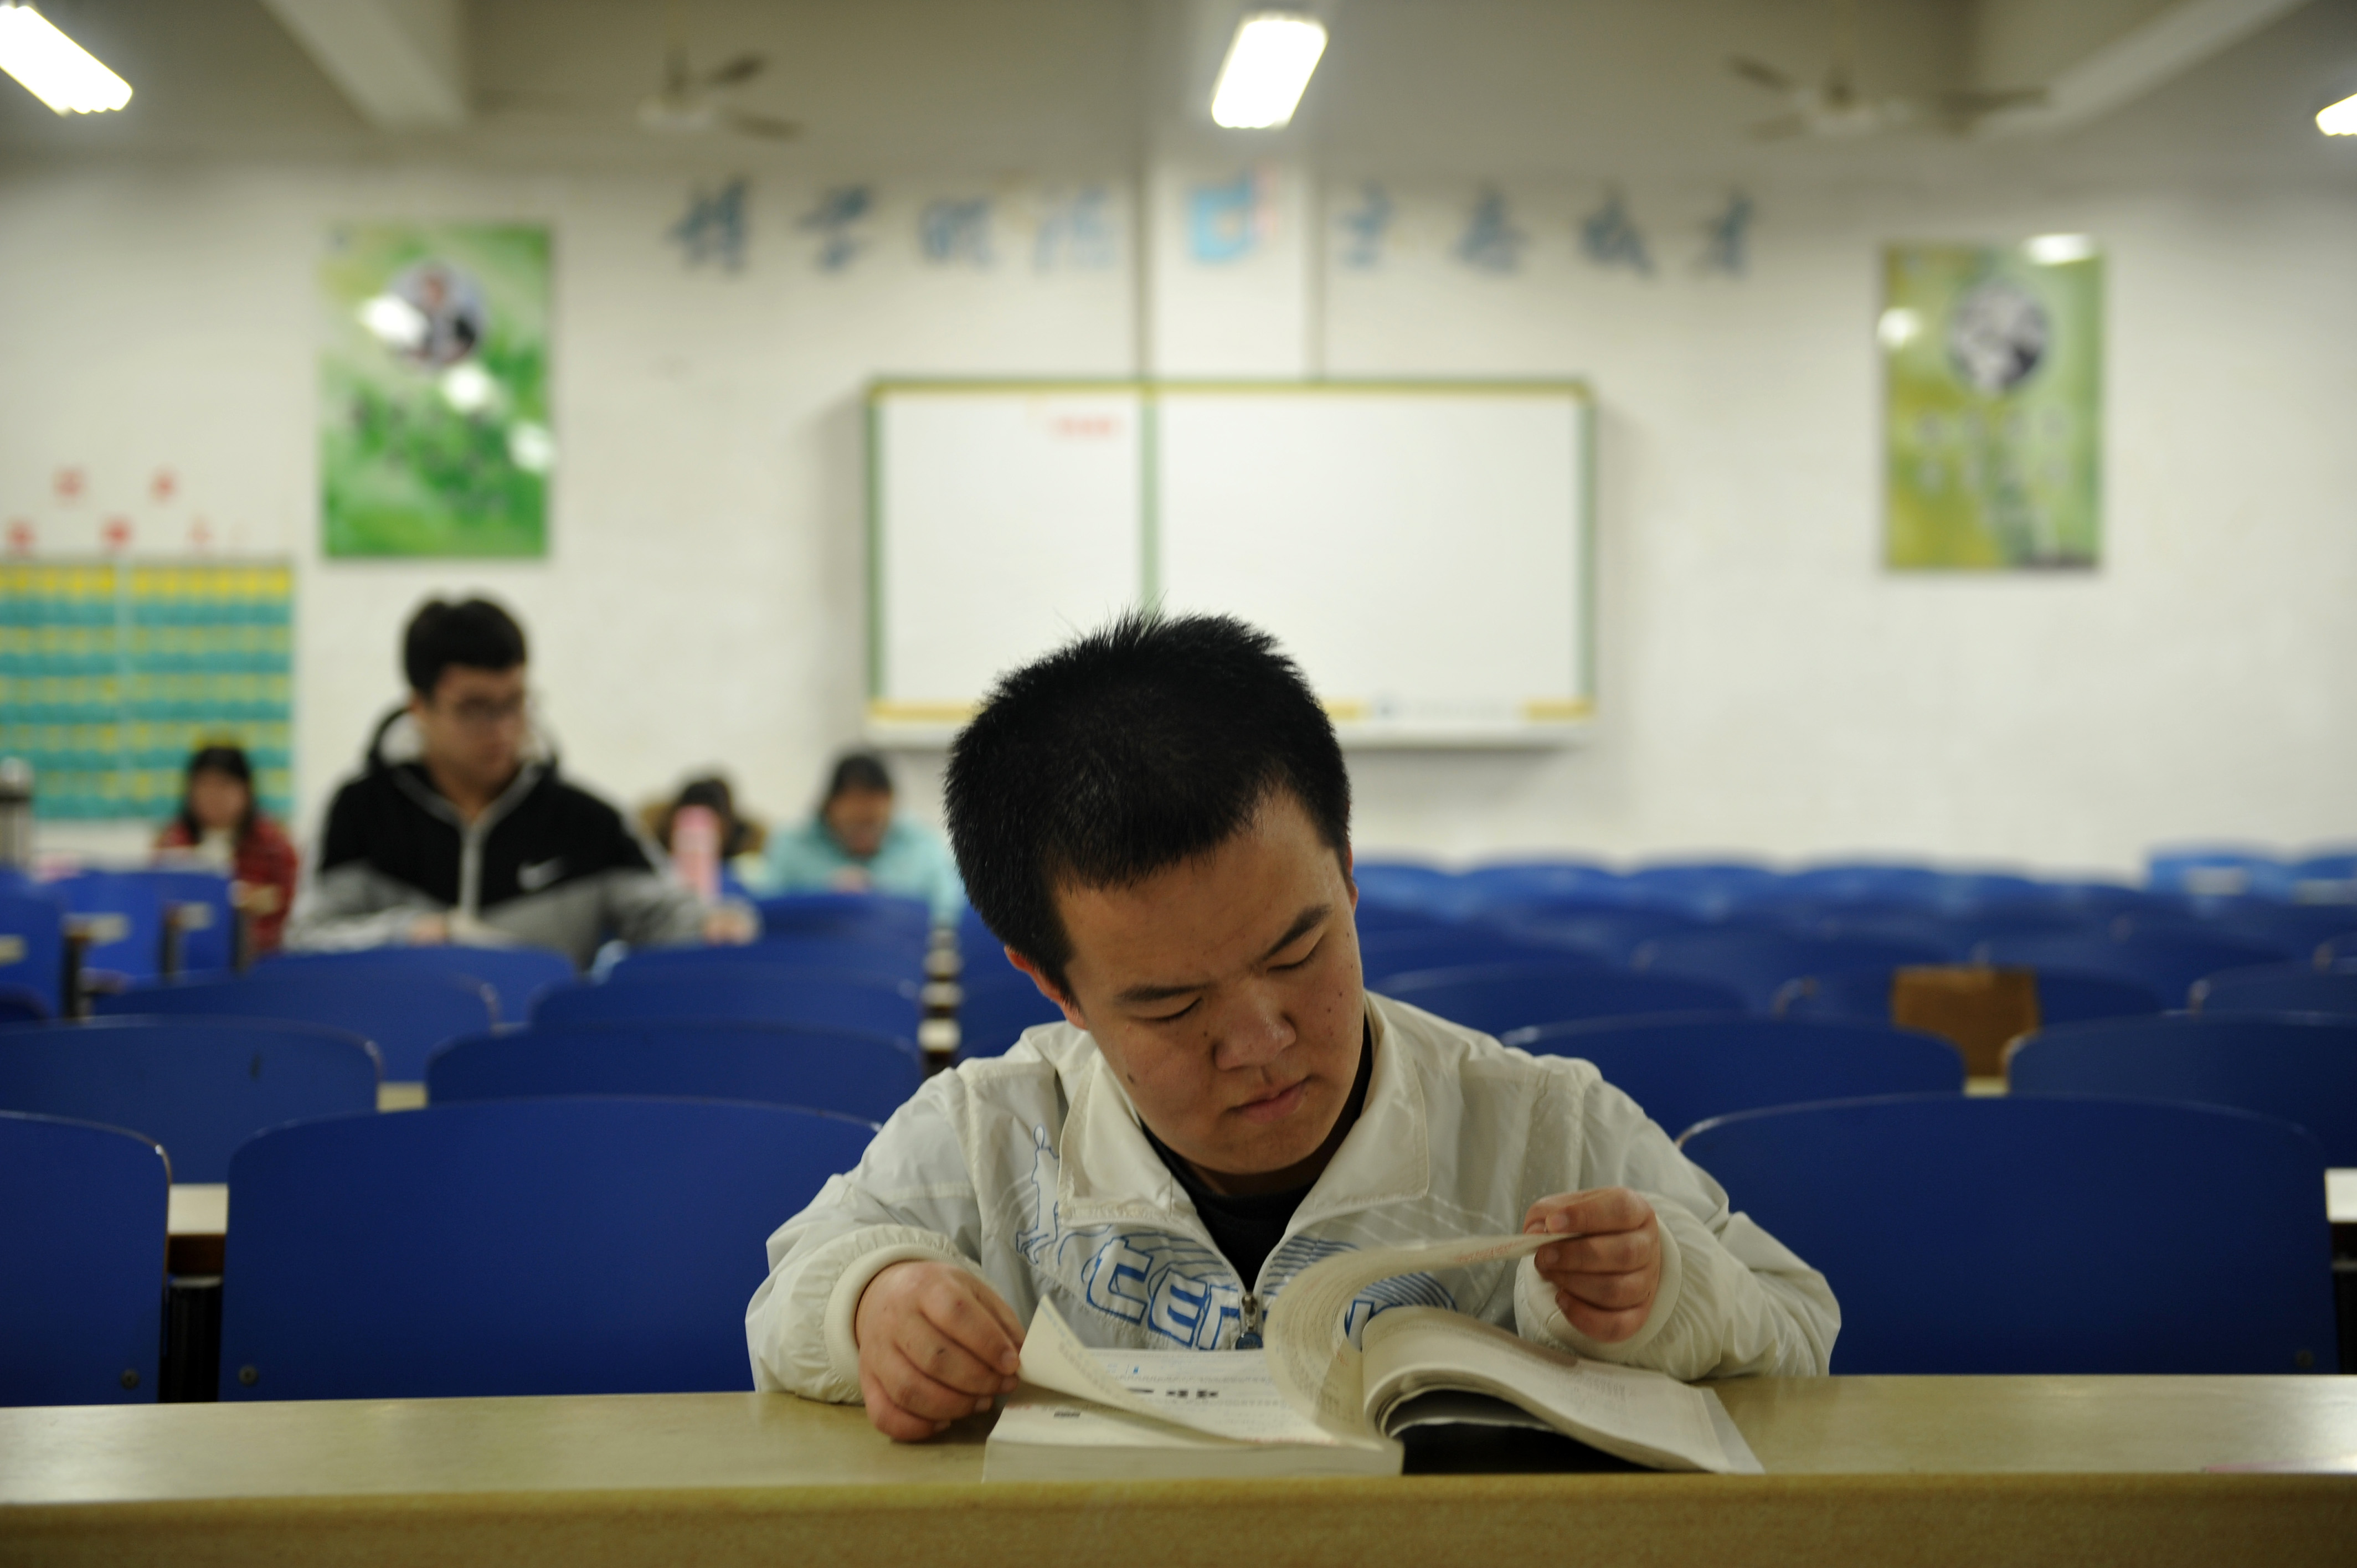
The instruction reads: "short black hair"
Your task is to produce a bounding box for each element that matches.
[177,744,256,842]
[825,751,894,803]
[945,611,1351,993]
[404,598,527,696]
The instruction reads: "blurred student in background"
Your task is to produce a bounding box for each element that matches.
[285,597,753,968]
[645,774,767,895]
[753,751,964,923]
[152,743,300,954]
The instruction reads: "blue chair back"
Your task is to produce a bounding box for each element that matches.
[1451,862,1627,914]
[95,971,495,1082]
[2147,848,2294,901]
[0,1111,169,1405]
[1380,963,1744,1037]
[2009,1014,2357,1165]
[1351,861,1460,915]
[612,937,923,984]
[426,1021,922,1123]
[0,891,64,1014]
[1503,1015,1963,1140]
[1774,965,2163,1028]
[0,982,50,1023]
[55,871,166,981]
[1681,1095,2338,1374]
[1357,929,1597,986]
[1634,930,1948,1012]
[144,869,237,974]
[1618,862,1783,919]
[957,974,1067,1060]
[1976,930,2289,1007]
[753,893,932,948]
[0,1019,380,1184]
[534,966,920,1041]
[2193,963,2357,1019]
[261,946,575,1025]
[1490,907,1704,966]
[219,1097,878,1399]
[2120,904,2357,963]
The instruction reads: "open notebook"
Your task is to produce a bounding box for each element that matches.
[984,1234,1763,1481]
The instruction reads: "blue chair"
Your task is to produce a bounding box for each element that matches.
[754,893,933,948]
[262,946,575,1025]
[0,1110,170,1405]
[144,869,236,974]
[1777,863,1949,909]
[1633,931,1948,1012]
[1775,965,2163,1028]
[1352,902,1457,935]
[1488,906,1704,965]
[1451,862,1627,914]
[0,1019,379,1183]
[957,973,1067,1060]
[1783,905,2106,961]
[2323,935,2357,967]
[1502,1016,1963,1141]
[0,891,64,1014]
[94,971,494,1082]
[1357,928,1597,986]
[2119,904,2357,963]
[426,1021,922,1123]
[611,936,923,984]
[54,871,166,982]
[219,1097,878,1399]
[2192,963,2357,1019]
[1379,963,1743,1036]
[1975,930,2289,1007]
[0,982,50,1023]
[534,966,920,1042]
[1351,861,1461,916]
[2009,1015,2357,1165]
[1618,862,1784,919]
[1681,1095,2338,1374]
[2147,847,2294,901]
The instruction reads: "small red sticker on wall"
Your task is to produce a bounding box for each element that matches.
[189,517,214,549]
[101,517,132,551]
[151,468,179,502]
[54,468,86,502]
[6,520,33,555]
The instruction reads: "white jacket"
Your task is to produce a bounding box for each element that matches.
[746,993,1838,1400]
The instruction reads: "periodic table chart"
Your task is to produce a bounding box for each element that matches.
[0,561,294,822]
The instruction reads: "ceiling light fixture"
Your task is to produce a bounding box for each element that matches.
[2317,91,2357,135]
[1211,12,1327,130]
[2024,233,2098,265]
[0,3,131,115]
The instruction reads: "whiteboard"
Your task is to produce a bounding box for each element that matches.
[867,380,1593,747]
[871,386,1144,721]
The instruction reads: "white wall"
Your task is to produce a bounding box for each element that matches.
[2,151,2352,875]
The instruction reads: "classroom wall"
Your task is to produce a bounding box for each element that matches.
[2,147,2351,875]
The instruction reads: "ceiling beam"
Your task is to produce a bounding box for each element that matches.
[258,0,467,131]
[1973,0,2315,137]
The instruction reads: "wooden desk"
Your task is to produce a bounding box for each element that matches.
[2,1379,2351,1567]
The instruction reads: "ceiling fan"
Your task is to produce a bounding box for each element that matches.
[1729,0,2044,140]
[480,0,799,141]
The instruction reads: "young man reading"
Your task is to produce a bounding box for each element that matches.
[747,614,1835,1439]
[287,597,750,968]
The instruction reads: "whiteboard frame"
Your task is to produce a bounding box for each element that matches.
[864,378,1597,749]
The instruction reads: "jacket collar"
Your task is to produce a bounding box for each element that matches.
[1053,993,1431,1227]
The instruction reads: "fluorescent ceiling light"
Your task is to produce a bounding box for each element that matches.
[2318,91,2357,135]
[1876,308,1922,350]
[1211,12,1327,130]
[2024,233,2098,265]
[0,4,132,115]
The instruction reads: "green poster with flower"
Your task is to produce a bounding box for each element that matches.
[320,224,552,557]
[1882,241,2101,570]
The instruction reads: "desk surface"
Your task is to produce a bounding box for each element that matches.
[3,1380,2354,1568]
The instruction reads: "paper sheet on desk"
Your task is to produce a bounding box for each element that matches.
[1266,1233,1548,1437]
[1017,1299,1371,1448]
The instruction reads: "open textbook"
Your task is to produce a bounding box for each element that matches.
[984,1233,1763,1481]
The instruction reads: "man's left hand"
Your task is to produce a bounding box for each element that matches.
[1522,1188,1662,1344]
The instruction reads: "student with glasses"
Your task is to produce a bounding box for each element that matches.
[286,597,752,968]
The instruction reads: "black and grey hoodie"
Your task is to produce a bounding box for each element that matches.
[284,709,708,969]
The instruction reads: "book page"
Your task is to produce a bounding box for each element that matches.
[1016,1298,1382,1448]
[1263,1233,1548,1437]
[1361,1307,1744,1473]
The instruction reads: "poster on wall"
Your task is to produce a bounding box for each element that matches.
[1881,240,2102,570]
[320,224,553,558]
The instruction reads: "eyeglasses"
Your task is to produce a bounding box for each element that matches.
[434,692,531,730]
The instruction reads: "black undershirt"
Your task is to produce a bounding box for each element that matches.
[1140,1026,1375,1292]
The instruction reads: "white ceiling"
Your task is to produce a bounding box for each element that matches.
[2,0,2353,185]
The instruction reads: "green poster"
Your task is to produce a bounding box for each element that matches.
[1882,242,2101,570]
[320,224,552,558]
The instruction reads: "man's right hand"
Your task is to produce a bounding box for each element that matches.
[853,1260,1025,1441]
